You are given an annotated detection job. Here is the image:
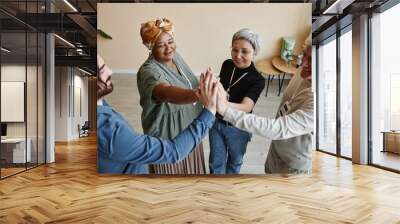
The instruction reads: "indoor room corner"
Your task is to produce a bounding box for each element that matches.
[0,0,97,179]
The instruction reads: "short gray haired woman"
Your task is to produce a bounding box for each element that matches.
[232,28,261,56]
[209,28,265,174]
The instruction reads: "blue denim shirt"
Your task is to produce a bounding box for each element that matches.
[97,102,215,174]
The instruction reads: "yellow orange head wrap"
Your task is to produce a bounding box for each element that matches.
[140,18,174,50]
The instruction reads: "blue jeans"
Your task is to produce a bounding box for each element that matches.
[209,119,252,174]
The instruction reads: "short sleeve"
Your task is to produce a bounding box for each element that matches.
[219,59,233,89]
[137,65,168,104]
[245,72,265,103]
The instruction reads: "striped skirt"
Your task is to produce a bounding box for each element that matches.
[150,142,206,175]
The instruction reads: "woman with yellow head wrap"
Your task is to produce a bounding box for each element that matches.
[137,18,206,175]
[140,18,175,50]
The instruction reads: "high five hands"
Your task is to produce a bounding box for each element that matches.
[197,68,229,116]
[196,68,219,114]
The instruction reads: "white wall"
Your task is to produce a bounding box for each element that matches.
[1,64,46,164]
[1,82,25,122]
[1,65,37,138]
[98,3,311,74]
[1,66,26,126]
[72,73,89,138]
[54,67,89,141]
[55,67,69,141]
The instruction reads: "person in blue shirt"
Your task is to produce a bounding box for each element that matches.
[97,55,218,174]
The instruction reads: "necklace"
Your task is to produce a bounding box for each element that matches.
[175,63,193,89]
[175,63,197,106]
[155,59,197,106]
[226,67,248,100]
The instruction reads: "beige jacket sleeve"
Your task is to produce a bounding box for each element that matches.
[223,91,313,140]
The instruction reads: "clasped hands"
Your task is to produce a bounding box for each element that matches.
[195,67,228,116]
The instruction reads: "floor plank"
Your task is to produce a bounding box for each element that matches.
[0,135,400,223]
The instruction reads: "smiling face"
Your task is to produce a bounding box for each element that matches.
[231,39,255,69]
[151,32,176,63]
[300,46,312,80]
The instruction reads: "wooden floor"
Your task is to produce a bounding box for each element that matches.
[373,151,400,171]
[1,135,400,223]
[1,167,26,178]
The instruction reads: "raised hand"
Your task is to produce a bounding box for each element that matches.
[216,82,228,116]
[197,68,218,114]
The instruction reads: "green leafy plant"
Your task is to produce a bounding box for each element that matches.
[97,29,112,40]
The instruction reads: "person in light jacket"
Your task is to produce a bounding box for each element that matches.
[214,41,314,174]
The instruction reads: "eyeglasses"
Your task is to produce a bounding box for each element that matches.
[231,47,253,56]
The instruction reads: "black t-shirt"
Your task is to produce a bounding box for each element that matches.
[218,59,265,117]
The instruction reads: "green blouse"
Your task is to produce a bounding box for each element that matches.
[137,52,203,139]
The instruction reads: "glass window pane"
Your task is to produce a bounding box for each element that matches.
[38,33,45,165]
[0,1,46,179]
[371,3,400,171]
[318,37,337,154]
[27,31,38,169]
[340,29,352,158]
[1,30,28,177]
